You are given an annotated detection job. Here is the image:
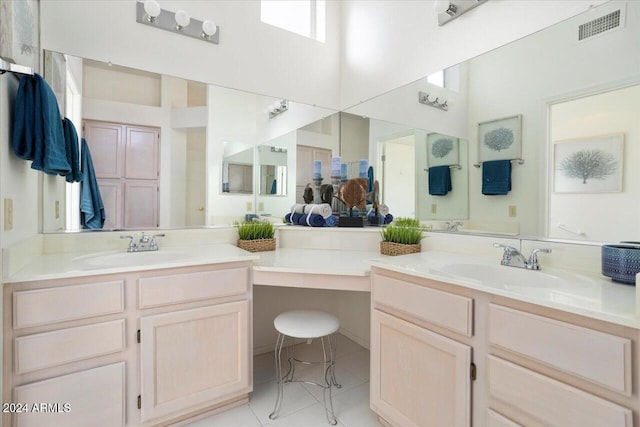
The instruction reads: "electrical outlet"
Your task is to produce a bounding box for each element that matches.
[55,200,60,219]
[431,204,437,214]
[258,202,264,211]
[246,202,252,211]
[508,205,517,217]
[4,198,13,231]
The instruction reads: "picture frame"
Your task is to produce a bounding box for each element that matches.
[427,133,459,167]
[477,114,522,163]
[553,133,624,193]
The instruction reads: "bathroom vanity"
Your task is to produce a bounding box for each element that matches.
[2,244,257,427]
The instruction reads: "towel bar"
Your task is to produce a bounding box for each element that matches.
[473,158,524,168]
[0,58,34,76]
[424,164,462,171]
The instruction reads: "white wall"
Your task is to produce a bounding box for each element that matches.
[340,0,607,108]
[40,0,342,110]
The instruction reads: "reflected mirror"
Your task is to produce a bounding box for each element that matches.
[258,145,288,196]
[343,1,640,241]
[222,144,254,194]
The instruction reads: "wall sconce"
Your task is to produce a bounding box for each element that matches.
[418,91,448,111]
[268,100,289,118]
[434,0,487,26]
[136,1,219,44]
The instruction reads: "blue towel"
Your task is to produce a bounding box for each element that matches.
[284,212,330,227]
[270,179,277,194]
[428,165,452,195]
[482,160,512,195]
[62,118,82,183]
[384,213,393,224]
[12,73,71,176]
[80,138,105,229]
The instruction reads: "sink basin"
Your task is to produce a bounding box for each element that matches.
[438,263,564,289]
[75,250,188,267]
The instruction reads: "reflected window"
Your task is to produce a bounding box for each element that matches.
[427,70,444,88]
[261,0,326,42]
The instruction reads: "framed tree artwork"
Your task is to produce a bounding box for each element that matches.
[477,114,522,163]
[427,133,459,167]
[553,133,624,193]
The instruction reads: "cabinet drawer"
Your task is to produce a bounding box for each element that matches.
[486,409,522,427]
[488,356,632,427]
[489,304,631,395]
[14,362,125,427]
[372,274,473,336]
[14,281,124,329]
[15,320,126,374]
[138,267,249,308]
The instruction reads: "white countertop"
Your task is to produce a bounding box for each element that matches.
[370,251,639,329]
[254,248,382,276]
[4,243,258,283]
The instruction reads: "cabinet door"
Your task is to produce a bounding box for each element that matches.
[124,126,159,179]
[140,301,251,422]
[123,180,158,228]
[83,121,123,179]
[99,179,123,229]
[371,309,471,427]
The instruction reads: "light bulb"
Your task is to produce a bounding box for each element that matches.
[272,100,282,110]
[433,0,450,13]
[144,0,161,21]
[267,105,276,114]
[175,10,191,30]
[202,20,217,37]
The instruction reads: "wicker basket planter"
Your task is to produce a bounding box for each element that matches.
[380,241,421,256]
[237,238,276,252]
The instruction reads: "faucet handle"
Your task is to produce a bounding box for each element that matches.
[493,243,517,252]
[493,243,519,265]
[528,248,552,270]
[149,233,165,250]
[120,235,137,252]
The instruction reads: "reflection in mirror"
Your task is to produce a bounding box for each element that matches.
[344,1,639,241]
[222,144,254,194]
[258,145,287,196]
[41,51,336,231]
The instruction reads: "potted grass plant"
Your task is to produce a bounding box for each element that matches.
[236,221,276,252]
[379,217,428,256]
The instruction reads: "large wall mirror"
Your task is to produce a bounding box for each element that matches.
[343,0,640,242]
[41,51,335,232]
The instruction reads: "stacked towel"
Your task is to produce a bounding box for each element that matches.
[482,160,512,195]
[285,212,336,227]
[62,118,82,183]
[12,73,71,176]
[80,138,106,229]
[428,165,452,196]
[290,203,333,219]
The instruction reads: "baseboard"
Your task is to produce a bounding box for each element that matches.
[339,326,370,350]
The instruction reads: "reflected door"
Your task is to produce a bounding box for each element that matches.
[382,135,415,218]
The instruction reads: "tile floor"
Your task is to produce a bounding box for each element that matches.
[187,334,382,427]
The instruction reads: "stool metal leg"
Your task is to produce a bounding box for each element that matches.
[328,333,341,389]
[321,336,338,425]
[269,333,286,420]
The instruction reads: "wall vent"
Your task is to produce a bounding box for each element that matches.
[578,9,621,41]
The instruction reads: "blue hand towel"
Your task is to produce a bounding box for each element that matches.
[482,160,512,195]
[62,118,82,183]
[428,165,452,196]
[12,73,71,176]
[80,138,106,229]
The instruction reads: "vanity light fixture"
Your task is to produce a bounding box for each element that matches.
[270,147,288,153]
[136,1,219,44]
[434,0,488,26]
[418,91,448,111]
[268,100,289,118]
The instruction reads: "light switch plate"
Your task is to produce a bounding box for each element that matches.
[508,205,517,217]
[246,202,252,211]
[431,204,437,214]
[259,202,264,211]
[4,198,13,231]
[55,200,60,219]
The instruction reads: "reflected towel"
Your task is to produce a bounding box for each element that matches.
[482,160,512,195]
[80,138,105,229]
[284,212,329,227]
[384,213,393,224]
[62,118,82,183]
[12,73,70,176]
[428,165,452,196]
[290,203,333,219]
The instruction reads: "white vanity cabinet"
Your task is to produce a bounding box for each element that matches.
[370,271,474,427]
[3,260,252,427]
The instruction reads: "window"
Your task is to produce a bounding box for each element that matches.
[261,0,326,42]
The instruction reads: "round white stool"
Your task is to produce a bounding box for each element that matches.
[269,310,341,425]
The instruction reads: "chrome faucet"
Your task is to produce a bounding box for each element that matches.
[120,232,165,252]
[493,243,551,270]
[446,221,464,231]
